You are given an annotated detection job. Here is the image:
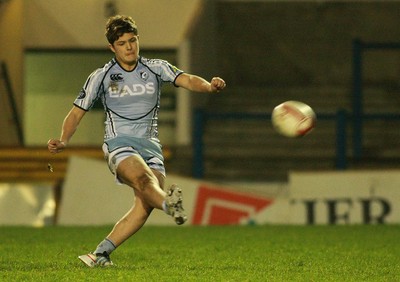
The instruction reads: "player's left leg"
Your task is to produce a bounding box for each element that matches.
[78,169,165,267]
[78,189,153,267]
[106,189,153,247]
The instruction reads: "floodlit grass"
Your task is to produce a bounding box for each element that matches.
[0,225,399,281]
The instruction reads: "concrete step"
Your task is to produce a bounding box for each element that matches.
[204,157,335,182]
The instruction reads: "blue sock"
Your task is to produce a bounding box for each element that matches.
[162,200,170,215]
[94,238,116,255]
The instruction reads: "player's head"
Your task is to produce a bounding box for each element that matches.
[105,15,138,44]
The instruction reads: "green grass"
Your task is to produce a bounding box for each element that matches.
[0,225,399,281]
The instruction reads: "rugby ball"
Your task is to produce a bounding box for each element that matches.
[271,101,316,138]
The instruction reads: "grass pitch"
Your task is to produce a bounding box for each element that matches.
[0,225,399,281]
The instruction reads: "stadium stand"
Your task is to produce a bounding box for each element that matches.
[166,1,400,182]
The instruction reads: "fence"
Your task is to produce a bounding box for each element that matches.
[192,40,400,179]
[0,61,24,145]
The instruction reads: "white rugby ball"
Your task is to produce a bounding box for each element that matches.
[271,101,316,138]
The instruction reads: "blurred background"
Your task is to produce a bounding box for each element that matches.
[1,0,400,225]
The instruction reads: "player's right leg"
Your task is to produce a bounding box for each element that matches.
[102,141,187,224]
[117,155,187,224]
[117,154,167,209]
[165,184,187,225]
[151,169,187,225]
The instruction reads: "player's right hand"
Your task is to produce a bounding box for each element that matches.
[47,139,66,154]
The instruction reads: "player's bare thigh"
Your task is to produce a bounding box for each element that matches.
[151,168,165,190]
[116,155,165,190]
[116,155,153,187]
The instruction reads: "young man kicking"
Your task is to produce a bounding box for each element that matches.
[47,15,226,267]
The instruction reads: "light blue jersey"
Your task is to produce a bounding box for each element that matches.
[74,56,183,142]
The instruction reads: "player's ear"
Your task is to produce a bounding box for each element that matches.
[108,43,115,53]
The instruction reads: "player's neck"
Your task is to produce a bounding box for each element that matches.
[116,58,138,72]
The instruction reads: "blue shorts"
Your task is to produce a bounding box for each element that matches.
[102,136,166,184]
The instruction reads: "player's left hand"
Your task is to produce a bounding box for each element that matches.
[210,77,226,92]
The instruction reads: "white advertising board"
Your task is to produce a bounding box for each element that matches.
[56,157,400,226]
[288,171,400,225]
[58,157,276,226]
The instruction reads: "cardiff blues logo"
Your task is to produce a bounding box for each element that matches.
[77,90,86,99]
[140,71,148,81]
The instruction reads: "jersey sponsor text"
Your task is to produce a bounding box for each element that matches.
[108,82,155,97]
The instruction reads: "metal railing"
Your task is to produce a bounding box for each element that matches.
[191,39,400,179]
[352,39,400,159]
[192,109,400,179]
[1,61,24,145]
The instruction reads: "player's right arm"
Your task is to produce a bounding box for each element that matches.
[47,106,86,154]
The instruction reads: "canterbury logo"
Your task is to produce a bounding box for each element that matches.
[110,73,123,81]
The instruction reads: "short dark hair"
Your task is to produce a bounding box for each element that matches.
[105,15,138,44]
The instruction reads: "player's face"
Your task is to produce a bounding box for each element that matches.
[109,32,140,70]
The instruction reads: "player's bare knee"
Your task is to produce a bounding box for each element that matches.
[135,172,155,192]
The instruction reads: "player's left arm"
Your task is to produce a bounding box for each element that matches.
[175,73,226,93]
